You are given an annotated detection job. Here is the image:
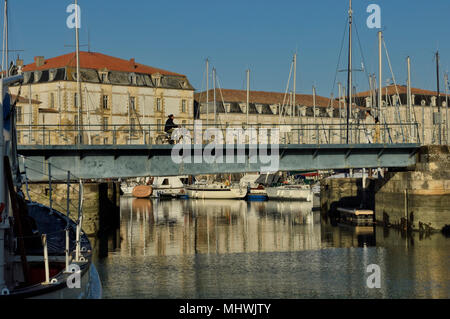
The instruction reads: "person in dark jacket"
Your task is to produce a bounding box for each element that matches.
[164,114,179,144]
[164,114,178,134]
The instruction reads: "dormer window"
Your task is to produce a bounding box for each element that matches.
[100,72,108,83]
[129,73,137,85]
[152,74,162,87]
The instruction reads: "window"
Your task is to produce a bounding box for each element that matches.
[101,73,107,83]
[130,96,136,110]
[130,119,136,133]
[102,117,109,131]
[50,93,55,108]
[156,98,162,111]
[130,74,136,85]
[74,115,79,126]
[157,119,162,131]
[182,99,187,113]
[16,106,22,123]
[102,95,108,109]
[74,93,78,107]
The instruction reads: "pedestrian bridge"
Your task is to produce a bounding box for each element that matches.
[17,143,420,182]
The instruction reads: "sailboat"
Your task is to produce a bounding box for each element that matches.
[258,173,313,202]
[0,0,100,298]
[185,179,247,200]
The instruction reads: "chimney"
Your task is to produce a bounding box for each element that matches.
[16,57,24,68]
[130,58,136,68]
[34,56,45,67]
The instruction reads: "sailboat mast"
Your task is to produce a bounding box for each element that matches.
[246,69,250,126]
[407,57,412,137]
[0,0,5,287]
[75,0,82,144]
[313,85,316,122]
[213,67,216,126]
[445,73,449,145]
[378,31,382,137]
[293,53,297,118]
[346,0,353,144]
[206,59,209,127]
[4,0,7,77]
[436,51,441,144]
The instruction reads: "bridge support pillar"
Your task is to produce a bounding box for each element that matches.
[375,145,450,233]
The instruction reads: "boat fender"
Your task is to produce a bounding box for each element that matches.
[1,288,10,295]
[51,278,58,284]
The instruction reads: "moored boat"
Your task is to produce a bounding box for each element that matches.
[0,75,100,298]
[151,176,187,199]
[266,184,313,201]
[185,183,247,199]
[240,174,268,201]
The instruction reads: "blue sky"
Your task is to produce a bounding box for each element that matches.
[7,0,450,98]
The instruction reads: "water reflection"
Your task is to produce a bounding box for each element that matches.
[93,197,450,299]
[118,198,323,256]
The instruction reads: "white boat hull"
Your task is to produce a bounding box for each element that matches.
[266,186,312,201]
[186,187,247,199]
[152,187,185,198]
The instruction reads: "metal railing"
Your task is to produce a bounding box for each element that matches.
[19,155,87,274]
[16,122,421,146]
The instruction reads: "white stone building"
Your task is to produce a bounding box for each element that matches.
[10,51,195,144]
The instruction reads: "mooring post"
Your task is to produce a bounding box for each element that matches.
[42,234,50,284]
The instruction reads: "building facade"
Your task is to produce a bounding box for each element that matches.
[355,85,450,145]
[10,51,195,145]
[194,86,450,145]
[194,89,368,144]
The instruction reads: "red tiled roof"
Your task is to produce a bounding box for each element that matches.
[355,85,450,98]
[195,89,335,108]
[22,51,185,77]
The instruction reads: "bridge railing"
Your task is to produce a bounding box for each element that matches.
[16,122,420,146]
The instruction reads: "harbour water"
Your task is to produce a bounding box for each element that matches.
[92,197,450,299]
